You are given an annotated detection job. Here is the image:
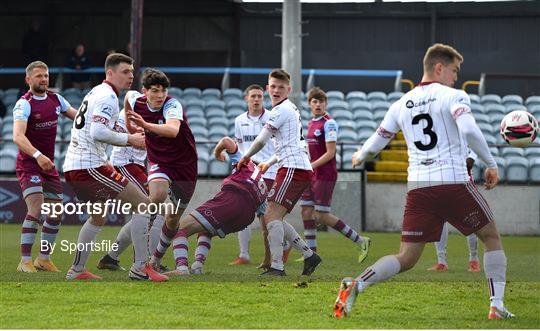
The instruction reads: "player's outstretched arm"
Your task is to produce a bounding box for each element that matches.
[129,110,180,138]
[214,137,238,161]
[124,99,139,134]
[63,106,78,120]
[13,120,55,171]
[237,128,272,169]
[352,126,394,168]
[455,113,498,189]
[258,154,278,174]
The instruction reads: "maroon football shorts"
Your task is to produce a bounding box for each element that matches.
[114,163,148,195]
[16,165,63,201]
[191,188,258,238]
[147,161,197,209]
[401,182,493,243]
[64,165,129,203]
[299,179,337,212]
[267,167,313,213]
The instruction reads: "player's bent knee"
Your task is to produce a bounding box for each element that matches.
[265,202,287,222]
[165,213,181,227]
[476,223,502,250]
[301,206,314,220]
[397,242,424,270]
[25,194,44,217]
[178,215,204,237]
[88,215,106,227]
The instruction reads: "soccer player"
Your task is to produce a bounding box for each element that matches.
[428,223,480,272]
[165,137,318,276]
[230,84,278,266]
[13,61,77,273]
[428,151,480,272]
[299,87,371,262]
[95,108,166,272]
[237,69,321,276]
[123,68,198,272]
[333,43,514,320]
[63,53,166,282]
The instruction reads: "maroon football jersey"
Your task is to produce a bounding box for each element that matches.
[306,114,338,180]
[15,91,62,171]
[132,95,197,167]
[222,161,267,207]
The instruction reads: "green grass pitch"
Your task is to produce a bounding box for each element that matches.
[1,223,538,329]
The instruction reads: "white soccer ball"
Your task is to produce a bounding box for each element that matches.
[500,110,539,147]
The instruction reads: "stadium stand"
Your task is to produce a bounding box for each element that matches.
[0,87,538,179]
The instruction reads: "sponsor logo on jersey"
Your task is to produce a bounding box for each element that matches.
[150,164,160,171]
[243,135,258,142]
[406,100,414,109]
[420,159,436,166]
[327,130,337,140]
[92,115,110,126]
[406,98,437,109]
[101,105,113,116]
[30,175,41,184]
[457,97,470,107]
[35,120,58,128]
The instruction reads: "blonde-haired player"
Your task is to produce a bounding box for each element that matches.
[334,43,513,320]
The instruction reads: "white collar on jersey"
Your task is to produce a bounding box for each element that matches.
[246,108,266,120]
[30,93,48,101]
[146,102,162,113]
[311,112,328,121]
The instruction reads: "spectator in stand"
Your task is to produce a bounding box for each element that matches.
[22,20,49,64]
[67,44,92,89]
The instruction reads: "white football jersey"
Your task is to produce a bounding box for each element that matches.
[234,109,277,180]
[63,82,121,171]
[380,82,473,188]
[110,109,147,167]
[264,99,312,170]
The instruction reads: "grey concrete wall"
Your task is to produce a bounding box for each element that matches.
[186,174,539,236]
[364,183,540,236]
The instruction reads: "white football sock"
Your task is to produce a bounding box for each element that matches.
[484,250,507,310]
[149,215,165,256]
[283,221,313,258]
[267,220,284,271]
[238,225,251,260]
[109,220,132,260]
[467,234,479,261]
[195,233,212,263]
[39,217,61,260]
[435,222,448,265]
[356,255,401,292]
[72,219,102,272]
[172,230,189,268]
[130,214,151,270]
